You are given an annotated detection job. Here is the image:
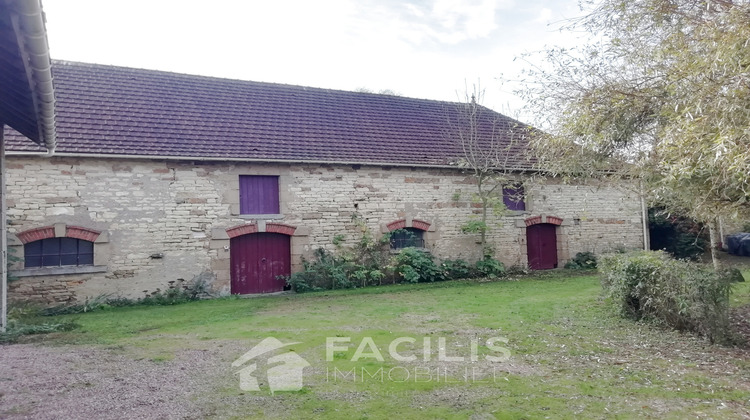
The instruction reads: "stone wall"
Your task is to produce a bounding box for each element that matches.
[6,156,644,303]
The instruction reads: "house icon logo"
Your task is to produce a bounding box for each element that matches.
[232,337,310,393]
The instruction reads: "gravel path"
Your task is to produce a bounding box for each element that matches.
[0,344,232,419]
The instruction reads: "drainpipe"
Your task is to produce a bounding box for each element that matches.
[1,128,6,332]
[640,185,650,251]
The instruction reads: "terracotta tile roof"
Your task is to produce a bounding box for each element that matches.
[5,61,533,168]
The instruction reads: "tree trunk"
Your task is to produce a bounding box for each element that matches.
[480,196,488,256]
[708,219,721,271]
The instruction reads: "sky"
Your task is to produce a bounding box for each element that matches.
[41,0,587,120]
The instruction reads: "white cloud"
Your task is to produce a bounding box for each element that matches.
[535,7,553,23]
[392,0,513,46]
[41,0,584,116]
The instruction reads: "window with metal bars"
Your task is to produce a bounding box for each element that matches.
[24,237,94,268]
[390,228,425,249]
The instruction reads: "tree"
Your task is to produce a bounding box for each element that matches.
[447,84,530,257]
[519,0,750,268]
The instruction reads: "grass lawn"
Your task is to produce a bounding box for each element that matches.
[8,269,750,419]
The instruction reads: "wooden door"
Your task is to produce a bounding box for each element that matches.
[526,223,558,270]
[230,233,290,294]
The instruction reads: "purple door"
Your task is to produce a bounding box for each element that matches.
[230,233,290,294]
[526,223,558,270]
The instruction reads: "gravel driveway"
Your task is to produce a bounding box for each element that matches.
[0,343,235,419]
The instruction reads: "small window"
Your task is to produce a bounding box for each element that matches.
[24,238,94,268]
[390,228,425,249]
[503,184,526,211]
[239,175,280,215]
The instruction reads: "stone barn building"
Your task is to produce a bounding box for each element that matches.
[4,61,645,304]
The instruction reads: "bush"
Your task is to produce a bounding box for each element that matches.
[287,248,359,292]
[474,255,506,278]
[288,214,397,292]
[287,214,513,291]
[564,252,597,270]
[441,258,473,280]
[287,240,394,292]
[599,250,733,343]
[394,248,444,283]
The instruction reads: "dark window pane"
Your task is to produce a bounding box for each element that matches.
[25,255,42,268]
[78,240,94,254]
[43,238,61,254]
[60,254,78,266]
[60,237,78,255]
[42,254,61,267]
[239,175,280,214]
[78,252,94,265]
[25,241,42,257]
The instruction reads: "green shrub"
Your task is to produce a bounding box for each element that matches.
[288,213,398,292]
[599,250,733,344]
[441,258,473,280]
[394,248,444,283]
[474,256,506,278]
[564,252,597,270]
[461,219,487,235]
[287,248,355,292]
[287,223,394,292]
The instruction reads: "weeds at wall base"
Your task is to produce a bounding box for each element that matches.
[0,318,79,344]
[35,276,211,317]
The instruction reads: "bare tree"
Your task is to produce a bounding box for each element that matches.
[447,84,531,257]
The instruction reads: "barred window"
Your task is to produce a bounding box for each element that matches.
[24,238,94,268]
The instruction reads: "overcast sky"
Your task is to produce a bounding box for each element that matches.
[42,0,587,119]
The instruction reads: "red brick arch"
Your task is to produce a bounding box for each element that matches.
[524,215,563,227]
[16,225,101,244]
[386,219,431,232]
[226,222,297,238]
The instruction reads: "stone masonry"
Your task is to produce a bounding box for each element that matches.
[6,156,645,304]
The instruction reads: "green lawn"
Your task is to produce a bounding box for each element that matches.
[20,270,750,419]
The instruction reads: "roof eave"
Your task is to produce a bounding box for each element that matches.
[8,0,56,153]
[6,150,536,173]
